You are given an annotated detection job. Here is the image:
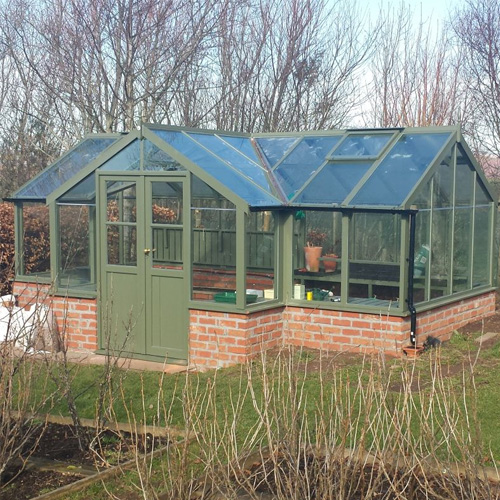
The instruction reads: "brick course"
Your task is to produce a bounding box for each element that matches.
[12,281,496,368]
[13,282,98,352]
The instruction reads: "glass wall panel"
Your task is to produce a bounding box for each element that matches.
[21,203,50,276]
[246,211,275,303]
[348,213,400,307]
[293,210,342,302]
[473,205,491,288]
[58,205,94,290]
[429,209,452,299]
[413,210,431,303]
[191,179,237,302]
[453,208,472,292]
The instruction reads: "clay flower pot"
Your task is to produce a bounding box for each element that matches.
[323,254,338,272]
[402,345,425,357]
[304,246,322,272]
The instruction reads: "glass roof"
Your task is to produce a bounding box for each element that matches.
[16,126,466,210]
[13,136,118,200]
[151,129,282,207]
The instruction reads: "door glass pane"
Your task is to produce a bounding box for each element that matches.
[106,182,136,222]
[151,181,183,270]
[107,225,137,265]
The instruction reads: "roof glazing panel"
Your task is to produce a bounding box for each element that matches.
[274,136,342,199]
[14,137,117,200]
[350,133,452,206]
[186,132,271,192]
[295,161,373,204]
[100,139,140,171]
[255,137,298,167]
[218,135,261,164]
[151,129,282,207]
[330,133,394,158]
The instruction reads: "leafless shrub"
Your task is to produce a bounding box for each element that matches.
[123,348,499,500]
[0,290,56,487]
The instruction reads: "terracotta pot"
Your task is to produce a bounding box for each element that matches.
[323,254,338,272]
[402,345,425,357]
[304,246,323,272]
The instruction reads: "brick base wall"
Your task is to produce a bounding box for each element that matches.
[283,292,496,357]
[189,308,284,369]
[12,282,98,351]
[190,292,496,367]
[12,281,496,368]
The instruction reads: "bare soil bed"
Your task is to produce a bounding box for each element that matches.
[0,421,162,500]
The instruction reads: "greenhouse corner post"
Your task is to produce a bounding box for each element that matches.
[408,210,417,346]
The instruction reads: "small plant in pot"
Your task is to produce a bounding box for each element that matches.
[304,229,327,272]
[323,243,339,272]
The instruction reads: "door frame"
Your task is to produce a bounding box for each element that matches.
[96,171,190,363]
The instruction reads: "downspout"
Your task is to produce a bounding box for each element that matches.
[407,210,417,345]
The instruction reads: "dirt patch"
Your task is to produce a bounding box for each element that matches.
[0,421,167,500]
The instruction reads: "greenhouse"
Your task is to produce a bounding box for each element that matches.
[8,124,497,367]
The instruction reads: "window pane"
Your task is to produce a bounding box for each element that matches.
[22,203,50,276]
[219,135,261,164]
[144,140,184,171]
[151,182,183,269]
[295,162,372,204]
[59,205,94,290]
[101,140,140,171]
[348,213,400,306]
[332,133,393,158]
[453,208,472,292]
[455,148,474,206]
[107,225,137,266]
[246,211,275,303]
[152,129,280,206]
[255,137,298,167]
[473,205,491,288]
[15,137,116,199]
[350,133,451,206]
[106,182,136,223]
[413,211,431,304]
[293,211,343,301]
[188,133,271,191]
[274,136,341,199]
[191,179,237,302]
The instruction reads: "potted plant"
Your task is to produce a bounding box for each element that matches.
[304,229,327,272]
[322,244,339,273]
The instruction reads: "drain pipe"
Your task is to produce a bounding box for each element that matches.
[407,210,417,346]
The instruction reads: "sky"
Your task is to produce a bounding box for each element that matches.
[362,0,464,25]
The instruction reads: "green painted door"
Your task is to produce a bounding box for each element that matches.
[99,175,188,362]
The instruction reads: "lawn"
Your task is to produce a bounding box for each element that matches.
[3,322,500,499]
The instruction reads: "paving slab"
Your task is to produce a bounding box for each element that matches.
[474,331,500,344]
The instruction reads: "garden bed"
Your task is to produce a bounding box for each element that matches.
[0,421,169,500]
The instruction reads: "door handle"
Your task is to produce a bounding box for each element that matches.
[144,248,156,255]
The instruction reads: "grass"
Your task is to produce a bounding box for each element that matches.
[7,327,500,499]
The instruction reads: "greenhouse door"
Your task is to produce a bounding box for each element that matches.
[99,175,188,363]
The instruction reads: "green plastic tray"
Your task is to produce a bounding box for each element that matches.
[214,292,258,304]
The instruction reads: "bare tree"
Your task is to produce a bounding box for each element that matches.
[452,0,500,157]
[367,3,465,129]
